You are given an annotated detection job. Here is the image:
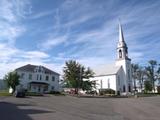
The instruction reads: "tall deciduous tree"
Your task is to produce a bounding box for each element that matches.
[145,60,158,92]
[131,64,139,92]
[144,80,152,93]
[136,66,146,92]
[63,60,94,94]
[3,71,20,93]
[157,64,160,85]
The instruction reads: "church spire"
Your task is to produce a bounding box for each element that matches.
[119,22,125,42]
[117,22,129,59]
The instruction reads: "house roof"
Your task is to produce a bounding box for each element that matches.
[93,64,121,76]
[15,64,60,75]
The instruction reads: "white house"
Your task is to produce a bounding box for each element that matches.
[15,64,60,93]
[89,23,132,95]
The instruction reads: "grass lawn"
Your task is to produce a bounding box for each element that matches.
[0,90,11,96]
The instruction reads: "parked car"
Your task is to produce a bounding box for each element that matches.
[14,88,26,97]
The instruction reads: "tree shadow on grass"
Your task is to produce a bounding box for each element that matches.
[0,102,53,120]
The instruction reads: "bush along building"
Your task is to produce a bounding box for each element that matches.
[15,64,60,93]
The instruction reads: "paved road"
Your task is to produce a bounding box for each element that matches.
[1,95,160,120]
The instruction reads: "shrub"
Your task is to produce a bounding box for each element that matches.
[25,92,43,96]
[157,86,160,93]
[49,91,65,96]
[99,89,115,95]
[85,90,97,95]
[49,91,61,94]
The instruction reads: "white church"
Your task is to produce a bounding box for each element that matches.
[89,23,132,95]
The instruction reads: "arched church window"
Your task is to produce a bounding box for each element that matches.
[108,79,110,89]
[118,76,120,86]
[128,84,131,92]
[123,85,126,92]
[128,69,130,80]
[100,80,103,89]
[119,50,122,58]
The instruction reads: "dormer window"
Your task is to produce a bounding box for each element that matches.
[34,66,44,73]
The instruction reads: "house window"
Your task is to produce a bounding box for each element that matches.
[29,74,32,80]
[40,75,42,80]
[46,76,49,81]
[52,76,55,81]
[37,74,39,80]
[20,73,25,79]
[51,86,54,90]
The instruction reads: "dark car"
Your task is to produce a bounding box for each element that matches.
[14,88,26,97]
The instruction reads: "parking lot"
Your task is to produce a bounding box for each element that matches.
[1,95,160,120]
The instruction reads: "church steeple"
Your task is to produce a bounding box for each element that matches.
[117,22,129,59]
[116,22,132,94]
[119,22,125,42]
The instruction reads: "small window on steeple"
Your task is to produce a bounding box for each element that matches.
[125,49,128,57]
[119,50,122,58]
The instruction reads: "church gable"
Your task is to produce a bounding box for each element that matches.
[94,64,121,76]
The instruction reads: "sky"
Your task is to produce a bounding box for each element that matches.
[0,0,160,78]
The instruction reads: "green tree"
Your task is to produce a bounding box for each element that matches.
[136,66,146,92]
[145,60,158,92]
[63,60,94,94]
[157,64,160,85]
[81,80,96,92]
[3,71,20,93]
[144,80,152,93]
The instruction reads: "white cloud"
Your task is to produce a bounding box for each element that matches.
[40,35,68,50]
[29,10,54,19]
[13,0,32,18]
[0,0,31,46]
[22,51,49,59]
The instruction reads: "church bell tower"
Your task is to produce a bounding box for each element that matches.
[116,22,132,94]
[117,23,128,59]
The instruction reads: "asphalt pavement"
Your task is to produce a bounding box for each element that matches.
[0,95,160,120]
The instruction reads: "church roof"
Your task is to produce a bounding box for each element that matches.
[15,64,60,75]
[93,64,121,76]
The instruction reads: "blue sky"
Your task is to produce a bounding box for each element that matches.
[0,0,160,78]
